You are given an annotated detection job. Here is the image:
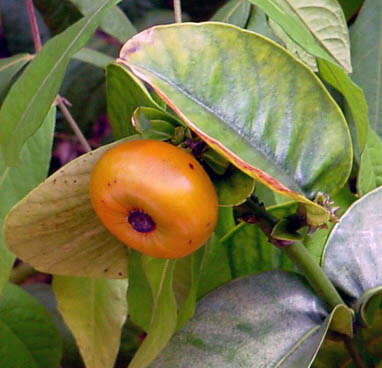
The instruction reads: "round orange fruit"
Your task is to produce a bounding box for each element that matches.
[89,139,218,258]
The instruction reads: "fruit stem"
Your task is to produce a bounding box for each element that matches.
[26,0,42,53]
[9,263,38,284]
[282,241,344,310]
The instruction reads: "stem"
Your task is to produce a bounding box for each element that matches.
[57,96,92,152]
[9,263,38,284]
[173,0,182,23]
[26,0,42,52]
[343,336,368,368]
[283,241,344,310]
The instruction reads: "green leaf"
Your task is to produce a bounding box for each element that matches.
[322,186,382,307]
[247,0,345,69]
[197,234,232,299]
[71,0,136,43]
[357,129,382,196]
[73,47,114,68]
[127,250,154,332]
[338,0,365,21]
[119,23,352,226]
[214,167,255,206]
[211,0,251,27]
[318,58,369,160]
[53,276,128,368]
[129,258,177,368]
[3,137,141,279]
[0,0,118,166]
[350,0,382,137]
[106,63,160,139]
[0,283,62,368]
[0,53,33,99]
[150,271,334,367]
[0,107,55,294]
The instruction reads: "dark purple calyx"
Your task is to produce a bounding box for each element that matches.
[128,210,155,233]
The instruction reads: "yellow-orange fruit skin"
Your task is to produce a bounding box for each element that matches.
[89,139,218,259]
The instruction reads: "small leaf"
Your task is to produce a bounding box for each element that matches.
[0,53,33,99]
[322,186,382,305]
[119,23,352,227]
[211,0,251,27]
[53,276,128,368]
[150,271,332,367]
[0,0,118,166]
[129,259,177,368]
[106,63,160,139]
[0,283,62,368]
[3,137,141,278]
[73,47,114,68]
[71,0,136,43]
[350,0,382,137]
[214,167,255,207]
[0,107,55,294]
[357,129,382,196]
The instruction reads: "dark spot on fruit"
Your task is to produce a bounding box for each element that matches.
[206,222,211,227]
[104,268,109,272]
[64,180,68,184]
[73,179,77,184]
[113,179,117,184]
[189,163,194,169]
[128,210,155,233]
[118,272,123,276]
[53,179,57,184]
[188,240,192,245]
[107,182,111,187]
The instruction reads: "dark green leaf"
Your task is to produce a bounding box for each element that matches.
[0,283,62,368]
[318,58,369,160]
[0,107,55,294]
[150,271,331,367]
[106,63,160,139]
[119,23,352,227]
[350,0,382,137]
[211,0,251,28]
[357,129,382,196]
[0,0,118,166]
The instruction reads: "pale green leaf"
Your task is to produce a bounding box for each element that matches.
[53,276,127,368]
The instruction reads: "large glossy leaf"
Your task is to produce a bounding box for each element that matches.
[322,186,382,311]
[0,283,62,368]
[119,23,352,226]
[3,137,141,279]
[0,0,118,166]
[211,0,251,27]
[150,271,340,367]
[0,107,55,294]
[0,53,33,99]
[357,129,382,196]
[53,276,128,368]
[350,0,382,137]
[129,258,177,368]
[106,63,160,139]
[71,0,136,43]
